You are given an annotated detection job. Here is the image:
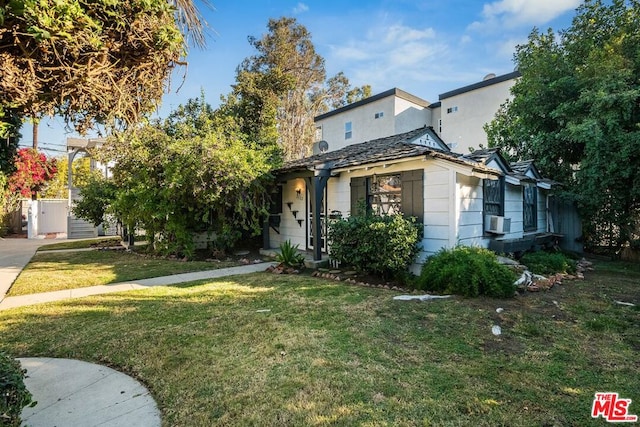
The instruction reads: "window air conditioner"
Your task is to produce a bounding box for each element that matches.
[485,215,511,234]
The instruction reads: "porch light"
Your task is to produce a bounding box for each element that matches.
[295,187,303,200]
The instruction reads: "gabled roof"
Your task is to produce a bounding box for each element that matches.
[463,148,512,173]
[276,127,499,175]
[314,88,429,122]
[510,160,542,180]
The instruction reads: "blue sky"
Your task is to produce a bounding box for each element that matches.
[29,0,582,156]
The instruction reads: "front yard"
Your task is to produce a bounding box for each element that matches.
[7,250,244,296]
[0,260,638,426]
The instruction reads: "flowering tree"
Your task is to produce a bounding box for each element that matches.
[7,148,57,200]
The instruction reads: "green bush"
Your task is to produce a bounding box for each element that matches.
[328,212,422,278]
[0,352,35,426]
[520,251,577,275]
[275,240,306,267]
[416,246,517,298]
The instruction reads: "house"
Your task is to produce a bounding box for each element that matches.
[313,71,519,155]
[263,73,580,269]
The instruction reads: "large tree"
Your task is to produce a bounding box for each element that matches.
[0,0,207,137]
[485,0,640,250]
[223,17,370,160]
[85,95,274,257]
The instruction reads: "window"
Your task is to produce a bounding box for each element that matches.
[345,121,352,139]
[484,178,504,217]
[351,170,423,222]
[438,118,442,134]
[369,174,402,215]
[523,183,537,231]
[446,106,458,114]
[314,125,322,142]
[374,112,384,119]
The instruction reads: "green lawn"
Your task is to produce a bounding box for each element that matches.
[8,250,239,296]
[37,237,122,251]
[1,263,638,426]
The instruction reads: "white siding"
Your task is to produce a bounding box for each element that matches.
[269,178,306,250]
[422,162,451,258]
[536,188,548,233]
[501,183,523,240]
[456,173,489,248]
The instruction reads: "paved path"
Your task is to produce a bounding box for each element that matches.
[0,262,275,310]
[19,357,161,427]
[0,237,66,299]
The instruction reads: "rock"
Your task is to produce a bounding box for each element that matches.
[496,308,504,313]
[318,268,330,272]
[329,270,342,274]
[311,271,319,277]
[344,271,358,276]
[527,284,540,292]
[253,259,263,264]
[240,258,251,265]
[615,301,636,307]
[497,256,520,265]
[266,265,275,272]
[491,325,502,336]
[234,250,250,256]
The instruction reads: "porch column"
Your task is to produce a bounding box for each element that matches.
[307,168,332,261]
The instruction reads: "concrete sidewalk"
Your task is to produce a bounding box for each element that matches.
[0,262,276,310]
[19,357,161,427]
[0,237,61,299]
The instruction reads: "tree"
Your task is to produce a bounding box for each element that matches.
[224,17,370,161]
[42,156,101,199]
[0,0,207,135]
[485,0,640,251]
[7,148,57,200]
[88,95,274,257]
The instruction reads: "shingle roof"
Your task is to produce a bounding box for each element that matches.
[276,127,499,175]
[510,160,534,175]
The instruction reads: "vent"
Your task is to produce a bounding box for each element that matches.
[483,73,496,81]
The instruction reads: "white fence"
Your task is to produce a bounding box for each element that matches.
[27,199,69,237]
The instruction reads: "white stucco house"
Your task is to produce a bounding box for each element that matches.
[263,72,581,267]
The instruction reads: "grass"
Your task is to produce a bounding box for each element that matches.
[37,237,122,251]
[0,260,638,426]
[7,250,240,296]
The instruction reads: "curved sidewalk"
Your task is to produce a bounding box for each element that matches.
[19,357,161,427]
[0,262,276,310]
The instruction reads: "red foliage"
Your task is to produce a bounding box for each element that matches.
[7,148,58,199]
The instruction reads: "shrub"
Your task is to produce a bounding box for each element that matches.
[328,212,422,278]
[275,240,306,267]
[416,246,517,298]
[0,352,35,426]
[520,251,577,275]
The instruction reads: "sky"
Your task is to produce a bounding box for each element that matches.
[27,0,583,157]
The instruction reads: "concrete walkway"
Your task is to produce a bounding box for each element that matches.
[0,262,275,310]
[19,357,161,427]
[0,237,63,299]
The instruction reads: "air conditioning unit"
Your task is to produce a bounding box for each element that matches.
[485,215,511,234]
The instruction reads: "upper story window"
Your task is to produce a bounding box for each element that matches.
[315,125,322,142]
[447,106,458,114]
[438,119,442,134]
[345,121,352,139]
[374,112,384,119]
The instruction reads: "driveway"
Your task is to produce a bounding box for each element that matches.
[0,237,67,300]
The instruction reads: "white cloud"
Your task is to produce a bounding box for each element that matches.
[328,23,446,91]
[470,0,580,30]
[292,2,309,14]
